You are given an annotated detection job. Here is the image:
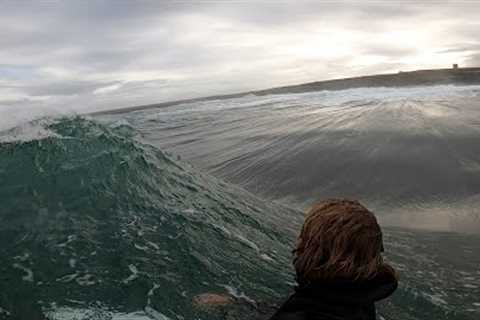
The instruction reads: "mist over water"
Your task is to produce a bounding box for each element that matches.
[100,85,480,234]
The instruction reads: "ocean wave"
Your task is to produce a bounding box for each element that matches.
[114,85,480,233]
[0,117,298,319]
[1,114,479,319]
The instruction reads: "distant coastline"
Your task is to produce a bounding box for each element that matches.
[91,67,480,115]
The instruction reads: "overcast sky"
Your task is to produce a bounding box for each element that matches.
[1,1,480,113]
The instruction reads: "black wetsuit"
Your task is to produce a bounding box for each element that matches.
[269,272,398,320]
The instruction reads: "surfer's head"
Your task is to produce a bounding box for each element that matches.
[293,199,395,284]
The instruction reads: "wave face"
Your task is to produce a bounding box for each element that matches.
[105,85,480,233]
[0,117,299,319]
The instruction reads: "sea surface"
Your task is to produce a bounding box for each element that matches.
[1,85,479,319]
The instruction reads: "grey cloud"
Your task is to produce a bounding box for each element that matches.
[1,1,479,112]
[465,52,480,67]
[204,2,420,27]
[438,43,480,54]
[361,46,417,58]
[0,98,28,106]
[24,80,122,97]
[65,49,141,73]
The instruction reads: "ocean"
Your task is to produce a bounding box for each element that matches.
[1,85,479,319]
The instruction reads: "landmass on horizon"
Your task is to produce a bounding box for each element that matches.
[92,65,480,115]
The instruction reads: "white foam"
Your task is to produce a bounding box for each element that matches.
[0,307,11,316]
[122,264,139,284]
[260,253,275,262]
[57,235,77,248]
[299,84,480,106]
[147,283,161,305]
[221,285,256,305]
[423,293,447,306]
[147,283,161,297]
[69,258,77,268]
[14,252,30,262]
[233,233,259,251]
[134,243,149,251]
[0,103,77,132]
[56,273,78,283]
[0,119,59,143]
[212,223,232,236]
[144,306,171,320]
[75,274,96,286]
[140,84,480,117]
[147,241,160,250]
[45,307,170,320]
[12,263,34,282]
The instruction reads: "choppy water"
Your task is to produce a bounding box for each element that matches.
[102,85,480,234]
[1,85,480,319]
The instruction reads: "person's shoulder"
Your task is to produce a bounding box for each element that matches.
[269,310,307,320]
[267,290,376,320]
[268,294,308,320]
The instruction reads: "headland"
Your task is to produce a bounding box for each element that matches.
[92,67,480,115]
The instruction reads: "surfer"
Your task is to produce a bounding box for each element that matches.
[268,199,398,320]
[193,199,398,320]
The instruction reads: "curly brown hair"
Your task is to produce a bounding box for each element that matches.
[293,199,395,283]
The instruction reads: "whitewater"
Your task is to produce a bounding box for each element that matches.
[1,85,479,319]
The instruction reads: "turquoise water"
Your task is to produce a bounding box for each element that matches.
[1,85,480,319]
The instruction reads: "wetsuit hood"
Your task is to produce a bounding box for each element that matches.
[269,266,398,319]
[295,267,398,305]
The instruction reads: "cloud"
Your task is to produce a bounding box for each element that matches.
[465,52,480,67]
[0,1,479,113]
[25,80,121,97]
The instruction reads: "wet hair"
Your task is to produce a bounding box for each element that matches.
[293,199,395,283]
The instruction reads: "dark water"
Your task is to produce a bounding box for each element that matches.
[0,85,479,319]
